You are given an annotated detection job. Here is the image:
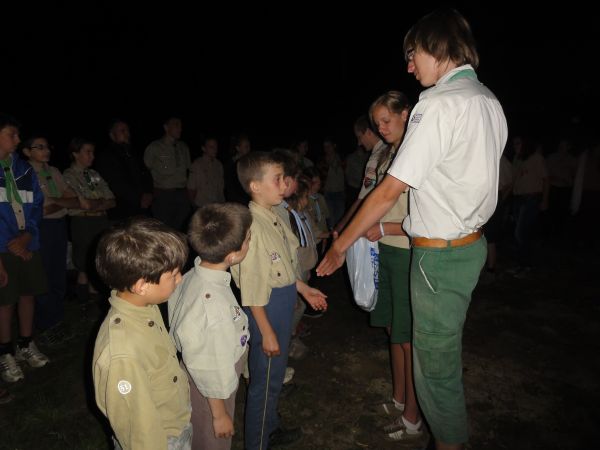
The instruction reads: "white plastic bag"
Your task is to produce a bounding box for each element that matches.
[346,237,379,312]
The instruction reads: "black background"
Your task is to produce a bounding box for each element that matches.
[3,3,598,164]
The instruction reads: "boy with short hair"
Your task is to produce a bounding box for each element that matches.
[232,152,327,450]
[92,217,192,450]
[0,113,49,384]
[169,203,252,450]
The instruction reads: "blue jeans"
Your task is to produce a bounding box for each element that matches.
[34,217,68,331]
[244,284,296,450]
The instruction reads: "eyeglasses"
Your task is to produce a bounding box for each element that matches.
[405,48,415,63]
[30,144,53,151]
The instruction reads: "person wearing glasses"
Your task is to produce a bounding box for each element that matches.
[22,135,82,346]
[317,9,508,450]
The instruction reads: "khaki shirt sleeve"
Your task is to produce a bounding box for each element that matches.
[103,357,168,450]
[231,222,271,307]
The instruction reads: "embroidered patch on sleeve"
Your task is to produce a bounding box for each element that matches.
[117,380,132,395]
[410,113,423,123]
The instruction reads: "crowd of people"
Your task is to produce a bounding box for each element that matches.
[1,7,599,450]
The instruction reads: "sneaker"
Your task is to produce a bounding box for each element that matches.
[303,308,324,319]
[288,337,308,360]
[283,366,295,384]
[268,426,302,447]
[0,353,24,383]
[370,400,405,416]
[15,341,49,368]
[383,416,423,443]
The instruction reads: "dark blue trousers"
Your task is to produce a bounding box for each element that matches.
[244,284,296,450]
[34,217,68,331]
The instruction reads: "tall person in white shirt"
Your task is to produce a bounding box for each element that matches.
[317,9,508,450]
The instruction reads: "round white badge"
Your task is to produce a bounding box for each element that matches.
[117,380,132,395]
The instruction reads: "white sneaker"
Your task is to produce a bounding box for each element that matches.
[16,341,49,368]
[283,366,295,384]
[0,353,24,383]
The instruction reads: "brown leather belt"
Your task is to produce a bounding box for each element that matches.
[412,230,482,248]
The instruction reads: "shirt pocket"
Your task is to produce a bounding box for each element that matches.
[269,255,290,285]
[149,361,187,410]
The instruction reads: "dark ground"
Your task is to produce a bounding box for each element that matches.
[1,237,598,450]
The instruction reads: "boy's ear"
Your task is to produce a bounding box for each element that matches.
[224,250,237,266]
[249,179,260,194]
[130,278,148,295]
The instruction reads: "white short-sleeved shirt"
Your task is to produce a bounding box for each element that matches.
[387,65,508,240]
[169,258,249,399]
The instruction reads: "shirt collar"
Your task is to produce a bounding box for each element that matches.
[193,257,231,286]
[109,290,158,320]
[373,140,387,153]
[249,201,279,221]
[436,64,476,85]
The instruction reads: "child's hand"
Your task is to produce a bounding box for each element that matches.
[364,223,383,242]
[212,413,234,439]
[297,280,328,311]
[262,331,280,357]
[78,197,92,210]
[7,233,31,258]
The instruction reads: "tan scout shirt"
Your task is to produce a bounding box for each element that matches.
[31,163,70,219]
[231,202,299,306]
[93,292,191,450]
[63,165,114,216]
[306,193,329,240]
[169,258,249,399]
[377,147,410,249]
[144,138,191,189]
[187,155,225,207]
[358,140,388,200]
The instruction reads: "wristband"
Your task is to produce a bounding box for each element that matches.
[379,222,385,237]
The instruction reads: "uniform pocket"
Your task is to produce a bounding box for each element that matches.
[413,329,460,380]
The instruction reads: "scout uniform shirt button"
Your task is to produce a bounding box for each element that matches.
[148,321,154,327]
[114,317,121,324]
[205,293,211,299]
[277,272,281,277]
[173,376,178,382]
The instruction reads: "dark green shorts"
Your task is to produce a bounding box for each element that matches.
[370,244,411,344]
[411,237,486,444]
[0,252,47,306]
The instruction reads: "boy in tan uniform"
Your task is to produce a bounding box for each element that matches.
[92,217,192,450]
[231,152,327,450]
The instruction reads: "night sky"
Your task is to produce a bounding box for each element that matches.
[3,3,598,163]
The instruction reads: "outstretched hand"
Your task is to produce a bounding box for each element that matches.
[316,244,346,277]
[296,280,328,310]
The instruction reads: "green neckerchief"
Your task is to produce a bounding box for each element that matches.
[38,165,60,197]
[0,157,23,205]
[447,68,477,83]
[83,169,96,191]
